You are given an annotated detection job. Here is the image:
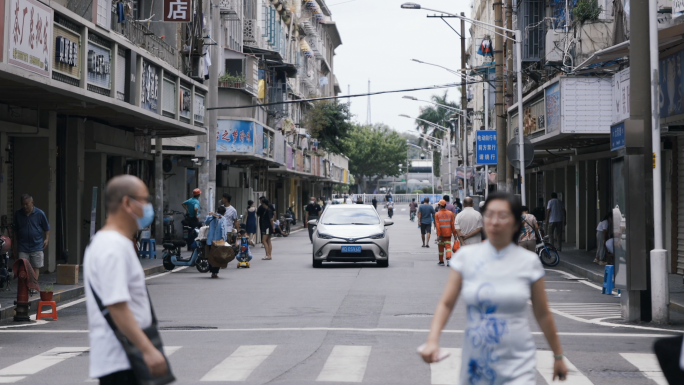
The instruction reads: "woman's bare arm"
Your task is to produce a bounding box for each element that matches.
[531,277,568,380]
[421,270,463,363]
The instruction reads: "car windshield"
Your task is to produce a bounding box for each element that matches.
[321,209,381,225]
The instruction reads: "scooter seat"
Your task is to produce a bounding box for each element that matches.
[173,240,187,247]
[163,243,176,250]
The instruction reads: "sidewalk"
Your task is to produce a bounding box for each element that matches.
[0,256,170,323]
[555,242,684,315]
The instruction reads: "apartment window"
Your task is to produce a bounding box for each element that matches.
[518,0,545,61]
[96,0,112,30]
[225,59,244,76]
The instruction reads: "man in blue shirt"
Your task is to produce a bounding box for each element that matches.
[417,197,436,248]
[182,188,201,227]
[14,194,50,280]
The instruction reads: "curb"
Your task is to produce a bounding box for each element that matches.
[556,258,684,316]
[0,263,167,323]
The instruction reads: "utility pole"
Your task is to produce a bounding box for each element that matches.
[199,0,218,216]
[505,0,514,192]
[484,73,489,199]
[494,0,506,192]
[460,13,468,198]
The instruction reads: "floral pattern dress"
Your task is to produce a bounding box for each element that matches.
[450,241,545,384]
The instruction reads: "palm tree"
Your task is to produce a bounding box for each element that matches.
[414,91,460,189]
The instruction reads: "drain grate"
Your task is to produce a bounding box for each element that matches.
[159,326,218,330]
[394,313,433,317]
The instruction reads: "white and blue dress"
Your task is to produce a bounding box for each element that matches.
[450,241,545,385]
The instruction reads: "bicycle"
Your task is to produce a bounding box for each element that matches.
[535,229,560,267]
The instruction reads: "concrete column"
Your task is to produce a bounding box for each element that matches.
[545,170,554,204]
[65,118,84,264]
[555,168,566,244]
[566,165,577,245]
[154,136,163,242]
[529,172,537,211]
[82,153,105,253]
[585,161,597,251]
[577,161,587,250]
[597,159,610,220]
[0,133,7,220]
[47,112,57,272]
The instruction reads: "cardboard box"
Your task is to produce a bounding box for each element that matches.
[56,264,79,285]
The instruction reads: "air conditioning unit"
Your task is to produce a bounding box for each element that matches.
[545,30,566,65]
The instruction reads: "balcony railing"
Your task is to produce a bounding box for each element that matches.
[219,0,241,15]
[112,20,179,70]
[244,19,262,49]
[218,80,257,96]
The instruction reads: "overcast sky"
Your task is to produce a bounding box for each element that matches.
[329,0,472,134]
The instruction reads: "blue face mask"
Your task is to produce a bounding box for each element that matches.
[131,200,155,230]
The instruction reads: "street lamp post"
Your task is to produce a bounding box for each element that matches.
[401,2,526,205]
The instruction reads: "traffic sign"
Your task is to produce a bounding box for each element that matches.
[475,131,497,165]
[506,134,534,169]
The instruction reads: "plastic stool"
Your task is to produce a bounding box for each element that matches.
[36,301,57,320]
[139,238,157,259]
[602,265,615,294]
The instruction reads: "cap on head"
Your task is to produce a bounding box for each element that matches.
[193,188,201,196]
[438,200,447,207]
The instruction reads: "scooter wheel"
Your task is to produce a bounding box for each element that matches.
[162,255,175,271]
[196,258,211,273]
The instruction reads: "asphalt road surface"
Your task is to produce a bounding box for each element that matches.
[0,204,681,384]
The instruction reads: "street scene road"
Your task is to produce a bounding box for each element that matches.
[0,206,679,385]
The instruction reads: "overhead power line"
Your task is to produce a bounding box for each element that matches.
[207,80,484,110]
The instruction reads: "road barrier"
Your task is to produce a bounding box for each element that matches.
[353,194,445,204]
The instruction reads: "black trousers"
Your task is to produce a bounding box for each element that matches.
[99,370,138,385]
[654,335,684,384]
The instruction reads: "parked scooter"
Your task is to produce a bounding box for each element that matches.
[285,206,297,225]
[0,235,12,290]
[162,227,210,273]
[182,214,202,251]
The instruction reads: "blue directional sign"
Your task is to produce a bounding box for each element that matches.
[476,130,497,165]
[611,122,625,151]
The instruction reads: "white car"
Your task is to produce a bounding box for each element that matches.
[310,205,393,267]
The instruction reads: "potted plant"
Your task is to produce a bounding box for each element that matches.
[40,283,54,301]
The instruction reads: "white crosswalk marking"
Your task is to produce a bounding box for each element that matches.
[536,351,593,384]
[317,345,372,383]
[0,347,88,383]
[430,348,461,385]
[200,345,276,382]
[620,353,668,385]
[549,303,622,321]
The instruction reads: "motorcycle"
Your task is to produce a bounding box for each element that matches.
[182,214,202,251]
[279,216,292,237]
[163,210,184,242]
[0,235,12,290]
[387,205,394,218]
[285,206,297,225]
[162,227,210,273]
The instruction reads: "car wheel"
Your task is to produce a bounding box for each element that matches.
[312,253,322,268]
[377,259,388,267]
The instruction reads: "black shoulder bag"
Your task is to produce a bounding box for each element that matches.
[90,284,175,385]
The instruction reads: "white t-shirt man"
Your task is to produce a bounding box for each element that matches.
[547,198,564,223]
[455,207,484,246]
[85,231,152,379]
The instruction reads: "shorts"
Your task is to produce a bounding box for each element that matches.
[19,251,44,269]
[261,227,272,236]
[420,224,432,235]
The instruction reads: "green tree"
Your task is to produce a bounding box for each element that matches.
[343,124,409,193]
[303,101,353,154]
[414,91,460,179]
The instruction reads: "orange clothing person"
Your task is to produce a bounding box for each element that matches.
[434,200,457,266]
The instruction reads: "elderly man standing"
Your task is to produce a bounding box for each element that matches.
[14,194,50,281]
[455,197,483,246]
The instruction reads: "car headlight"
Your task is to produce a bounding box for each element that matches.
[370,232,385,239]
[318,232,334,239]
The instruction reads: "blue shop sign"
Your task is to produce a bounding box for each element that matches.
[476,130,497,165]
[611,122,625,151]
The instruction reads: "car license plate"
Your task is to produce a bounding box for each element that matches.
[341,246,362,253]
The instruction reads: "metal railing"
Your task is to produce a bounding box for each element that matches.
[218,80,257,96]
[112,20,179,70]
[352,194,445,205]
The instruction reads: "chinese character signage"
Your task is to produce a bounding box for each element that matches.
[475,130,497,165]
[611,122,625,151]
[612,68,630,124]
[9,0,52,76]
[164,0,192,22]
[217,120,254,153]
[141,61,159,112]
[55,36,77,67]
[87,42,111,90]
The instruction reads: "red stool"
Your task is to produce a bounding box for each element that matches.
[36,301,58,321]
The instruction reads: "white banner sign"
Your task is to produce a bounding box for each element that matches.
[8,0,53,76]
[675,0,684,19]
[612,67,630,125]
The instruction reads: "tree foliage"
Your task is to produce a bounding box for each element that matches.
[343,124,409,192]
[303,101,353,155]
[414,91,460,179]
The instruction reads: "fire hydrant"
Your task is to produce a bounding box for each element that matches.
[13,262,30,322]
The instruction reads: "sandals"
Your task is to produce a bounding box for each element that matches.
[262,257,272,260]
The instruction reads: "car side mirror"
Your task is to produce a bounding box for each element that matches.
[308,219,318,226]
[384,219,394,226]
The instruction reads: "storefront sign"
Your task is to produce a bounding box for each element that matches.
[55,36,77,67]
[475,130,497,165]
[612,67,630,124]
[675,0,684,19]
[660,51,684,119]
[545,82,560,132]
[164,0,192,22]
[87,42,111,89]
[9,0,52,76]
[194,93,205,123]
[217,120,254,153]
[141,61,159,112]
[611,122,625,151]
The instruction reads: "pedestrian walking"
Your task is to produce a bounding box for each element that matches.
[434,200,457,266]
[14,193,50,282]
[654,335,684,383]
[519,206,539,252]
[594,214,611,265]
[409,198,418,221]
[442,195,458,214]
[546,193,566,251]
[418,197,436,248]
[182,188,201,227]
[242,200,258,243]
[455,197,483,246]
[85,175,172,385]
[420,192,568,383]
[454,197,463,212]
[259,199,275,260]
[205,206,227,279]
[306,196,322,242]
[372,196,378,210]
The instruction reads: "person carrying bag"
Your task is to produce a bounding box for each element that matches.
[84,175,174,385]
